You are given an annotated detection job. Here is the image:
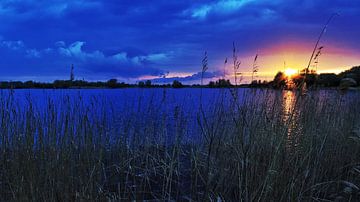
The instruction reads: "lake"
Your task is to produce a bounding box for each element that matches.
[1,88,358,147]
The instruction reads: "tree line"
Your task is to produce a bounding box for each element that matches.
[1,65,359,89]
[270,66,360,89]
[0,79,188,89]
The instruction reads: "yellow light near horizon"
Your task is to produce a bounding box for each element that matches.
[284,68,297,77]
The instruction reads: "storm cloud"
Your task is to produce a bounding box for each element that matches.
[0,0,359,82]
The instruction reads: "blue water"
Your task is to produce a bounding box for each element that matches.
[1,88,235,145]
[1,88,358,147]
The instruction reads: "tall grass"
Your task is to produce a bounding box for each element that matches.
[0,88,359,201]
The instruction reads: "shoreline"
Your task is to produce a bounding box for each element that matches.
[0,86,358,90]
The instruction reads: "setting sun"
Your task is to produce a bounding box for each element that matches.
[284,68,298,77]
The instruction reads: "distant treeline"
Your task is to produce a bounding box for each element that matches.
[270,66,360,89]
[0,79,187,89]
[0,78,235,89]
[1,66,360,89]
[0,79,132,89]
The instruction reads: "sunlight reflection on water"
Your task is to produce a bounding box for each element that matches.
[281,90,302,153]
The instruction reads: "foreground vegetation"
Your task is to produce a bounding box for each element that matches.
[0,88,359,201]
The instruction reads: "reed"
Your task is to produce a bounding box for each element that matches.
[0,88,359,201]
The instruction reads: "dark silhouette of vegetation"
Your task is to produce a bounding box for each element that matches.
[208,79,232,88]
[145,80,152,87]
[269,65,360,89]
[106,79,118,88]
[339,66,360,84]
[0,79,132,89]
[249,80,268,88]
[291,69,317,88]
[172,80,183,88]
[138,81,145,87]
[138,80,153,88]
[0,65,359,89]
[271,71,286,89]
[317,73,340,87]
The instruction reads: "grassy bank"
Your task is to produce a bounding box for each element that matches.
[0,89,359,201]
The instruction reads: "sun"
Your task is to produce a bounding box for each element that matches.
[284,68,297,77]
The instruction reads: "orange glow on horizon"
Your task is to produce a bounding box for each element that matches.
[284,68,298,77]
[237,40,360,82]
[142,41,360,84]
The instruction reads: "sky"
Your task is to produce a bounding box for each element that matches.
[0,0,360,83]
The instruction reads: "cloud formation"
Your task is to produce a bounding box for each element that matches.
[149,71,223,84]
[184,0,256,19]
[0,37,169,79]
[0,0,359,82]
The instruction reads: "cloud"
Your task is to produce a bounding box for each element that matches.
[0,37,169,79]
[144,53,168,62]
[56,41,169,78]
[149,71,223,83]
[1,40,25,50]
[58,41,104,60]
[57,41,169,64]
[26,49,41,58]
[0,39,45,58]
[0,0,102,18]
[55,41,66,47]
[190,5,211,19]
[185,0,256,19]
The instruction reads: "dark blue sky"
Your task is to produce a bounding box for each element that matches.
[0,0,360,83]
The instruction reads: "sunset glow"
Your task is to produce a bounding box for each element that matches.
[284,68,298,77]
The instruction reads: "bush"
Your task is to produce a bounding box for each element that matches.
[172,80,183,88]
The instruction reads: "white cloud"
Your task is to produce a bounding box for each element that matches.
[1,40,25,50]
[58,41,84,57]
[130,53,169,66]
[186,0,256,19]
[0,0,102,19]
[58,41,105,60]
[217,0,254,12]
[144,53,168,62]
[58,41,169,66]
[55,41,66,47]
[112,52,128,61]
[191,5,211,19]
[26,49,41,58]
[0,39,44,58]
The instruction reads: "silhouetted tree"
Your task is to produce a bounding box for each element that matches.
[172,80,183,88]
[107,79,117,88]
[251,80,258,85]
[339,66,360,85]
[215,79,231,87]
[53,80,71,88]
[138,81,145,87]
[24,81,34,88]
[317,73,340,87]
[288,68,318,88]
[207,79,232,88]
[208,81,215,88]
[272,71,286,89]
[145,80,152,87]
